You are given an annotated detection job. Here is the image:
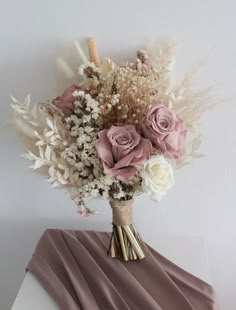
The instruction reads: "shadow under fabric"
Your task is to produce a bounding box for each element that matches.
[26,230,220,310]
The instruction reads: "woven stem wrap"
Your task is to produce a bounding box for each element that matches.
[108,199,145,261]
[109,199,133,226]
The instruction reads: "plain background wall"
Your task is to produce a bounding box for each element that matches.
[0,0,235,309]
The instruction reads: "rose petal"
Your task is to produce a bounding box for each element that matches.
[52,84,81,116]
[95,130,114,168]
[109,166,138,182]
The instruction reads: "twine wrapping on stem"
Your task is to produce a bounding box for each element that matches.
[108,200,145,262]
[110,200,133,226]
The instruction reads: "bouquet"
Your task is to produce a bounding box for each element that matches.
[10,37,217,261]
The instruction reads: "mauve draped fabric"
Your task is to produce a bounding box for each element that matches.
[26,229,220,310]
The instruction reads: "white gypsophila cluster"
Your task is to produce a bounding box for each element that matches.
[79,173,141,200]
[79,175,113,199]
[60,91,119,200]
[78,62,101,88]
[62,90,101,186]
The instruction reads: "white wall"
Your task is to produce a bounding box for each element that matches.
[0,0,236,309]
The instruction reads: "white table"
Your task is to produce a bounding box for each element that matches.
[12,236,211,310]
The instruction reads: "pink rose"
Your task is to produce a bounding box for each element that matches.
[52,84,80,116]
[137,49,151,67]
[143,103,188,159]
[95,125,152,182]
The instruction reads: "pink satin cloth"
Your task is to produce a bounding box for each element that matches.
[26,229,220,310]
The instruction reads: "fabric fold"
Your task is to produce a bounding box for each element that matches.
[26,229,220,310]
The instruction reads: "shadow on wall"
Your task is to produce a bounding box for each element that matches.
[0,218,109,309]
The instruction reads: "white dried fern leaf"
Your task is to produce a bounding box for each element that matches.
[11,95,79,189]
[10,95,45,143]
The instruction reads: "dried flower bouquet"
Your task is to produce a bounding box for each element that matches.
[11,37,217,261]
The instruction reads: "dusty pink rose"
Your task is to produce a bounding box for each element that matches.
[95,125,152,182]
[52,84,80,116]
[137,49,151,67]
[143,103,188,159]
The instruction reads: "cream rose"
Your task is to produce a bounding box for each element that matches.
[141,155,175,202]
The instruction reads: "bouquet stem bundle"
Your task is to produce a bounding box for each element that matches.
[108,200,145,261]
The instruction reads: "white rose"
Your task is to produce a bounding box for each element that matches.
[141,155,175,202]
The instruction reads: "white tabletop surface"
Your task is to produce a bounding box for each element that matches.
[12,236,211,310]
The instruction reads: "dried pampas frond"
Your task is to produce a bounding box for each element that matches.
[88,36,101,67]
[147,40,177,74]
[101,58,116,78]
[56,58,77,81]
[56,40,88,91]
[175,133,205,169]
[73,40,87,64]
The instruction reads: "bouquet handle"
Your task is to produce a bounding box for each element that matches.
[108,200,145,261]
